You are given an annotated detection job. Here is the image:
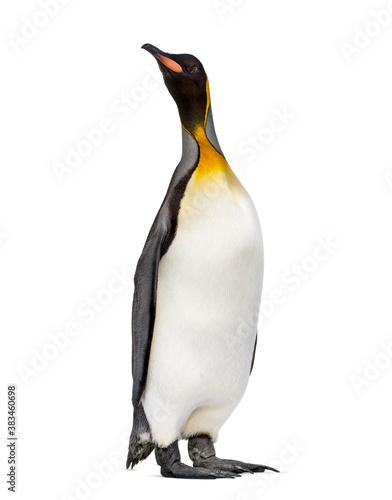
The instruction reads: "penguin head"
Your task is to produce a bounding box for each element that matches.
[142,44,209,134]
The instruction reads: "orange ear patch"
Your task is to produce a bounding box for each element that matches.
[156,54,183,73]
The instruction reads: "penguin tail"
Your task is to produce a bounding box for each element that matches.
[126,404,154,469]
[126,433,154,469]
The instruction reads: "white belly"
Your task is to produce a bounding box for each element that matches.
[142,172,263,447]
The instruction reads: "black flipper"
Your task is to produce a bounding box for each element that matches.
[131,223,167,406]
[131,128,199,407]
[127,128,200,468]
[250,334,258,374]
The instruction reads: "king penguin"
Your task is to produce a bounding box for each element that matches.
[126,44,278,479]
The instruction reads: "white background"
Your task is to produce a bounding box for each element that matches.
[1,0,392,499]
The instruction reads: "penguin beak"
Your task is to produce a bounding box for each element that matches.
[142,44,183,74]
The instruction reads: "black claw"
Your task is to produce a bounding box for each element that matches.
[263,465,280,473]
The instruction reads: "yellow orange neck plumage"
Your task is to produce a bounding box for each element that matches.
[183,76,236,184]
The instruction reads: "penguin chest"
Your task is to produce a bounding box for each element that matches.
[147,173,263,406]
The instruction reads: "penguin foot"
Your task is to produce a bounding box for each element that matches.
[155,440,239,479]
[188,436,279,475]
[193,455,278,474]
[161,461,240,479]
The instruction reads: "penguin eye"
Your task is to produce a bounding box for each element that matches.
[187,65,198,74]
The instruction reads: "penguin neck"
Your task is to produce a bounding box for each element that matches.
[191,124,228,181]
[191,113,238,182]
[180,96,234,182]
[177,76,237,183]
[178,76,212,138]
